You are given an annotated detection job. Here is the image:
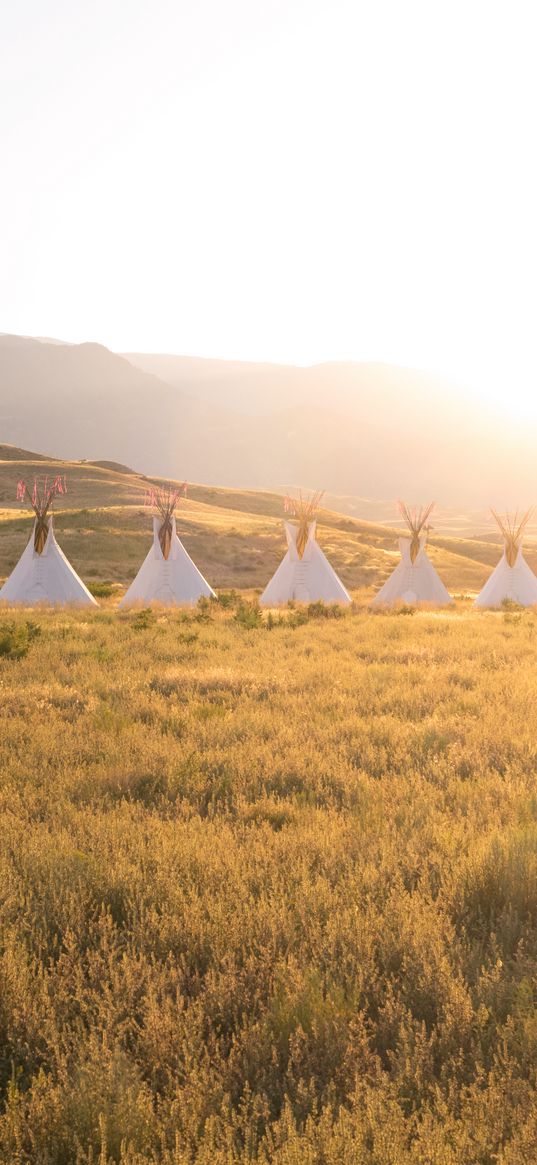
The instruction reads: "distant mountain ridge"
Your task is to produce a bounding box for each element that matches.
[0,332,534,507]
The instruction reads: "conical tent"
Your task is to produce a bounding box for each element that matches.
[372,501,451,607]
[475,510,537,608]
[260,492,351,606]
[0,476,97,607]
[120,486,215,607]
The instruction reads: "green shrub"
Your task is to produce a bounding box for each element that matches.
[287,608,308,628]
[131,608,156,631]
[0,619,40,659]
[217,589,240,609]
[234,599,263,629]
[88,581,116,598]
[306,601,346,620]
[195,596,214,623]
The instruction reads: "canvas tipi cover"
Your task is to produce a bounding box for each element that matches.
[475,510,537,608]
[120,516,215,607]
[0,519,98,607]
[372,502,451,607]
[260,520,351,606]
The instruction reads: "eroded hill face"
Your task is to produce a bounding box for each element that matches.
[0,445,524,595]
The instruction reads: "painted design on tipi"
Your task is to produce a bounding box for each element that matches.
[475,509,537,608]
[120,484,215,607]
[260,491,351,606]
[372,500,451,607]
[0,475,97,607]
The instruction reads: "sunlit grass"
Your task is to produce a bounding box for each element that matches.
[1,452,513,598]
[2,602,537,1161]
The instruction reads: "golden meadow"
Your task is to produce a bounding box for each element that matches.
[2,454,537,1162]
[2,599,537,1164]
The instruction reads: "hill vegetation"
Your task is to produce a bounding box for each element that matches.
[1,602,537,1162]
[1,444,531,599]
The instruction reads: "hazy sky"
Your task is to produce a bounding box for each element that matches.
[2,0,536,413]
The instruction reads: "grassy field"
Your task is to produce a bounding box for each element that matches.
[2,600,537,1162]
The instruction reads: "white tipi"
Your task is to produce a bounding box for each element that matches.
[0,476,97,607]
[372,501,451,607]
[120,485,215,607]
[475,509,537,608]
[260,492,351,606]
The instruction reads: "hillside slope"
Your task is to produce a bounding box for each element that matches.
[0,445,519,596]
[125,351,537,508]
[3,333,535,505]
[0,334,240,482]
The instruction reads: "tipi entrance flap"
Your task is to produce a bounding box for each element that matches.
[261,511,350,607]
[474,511,537,608]
[151,515,167,561]
[490,508,533,569]
[121,516,215,607]
[285,520,316,562]
[372,502,451,607]
[0,472,96,607]
[399,532,427,566]
[41,518,58,556]
[0,520,97,607]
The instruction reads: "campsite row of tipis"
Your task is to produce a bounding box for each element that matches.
[0,485,535,609]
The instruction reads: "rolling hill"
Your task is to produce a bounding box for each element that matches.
[0,333,220,480]
[2,332,535,507]
[0,443,525,598]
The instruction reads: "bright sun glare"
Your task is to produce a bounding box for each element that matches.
[1,0,537,423]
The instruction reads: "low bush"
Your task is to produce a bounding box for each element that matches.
[0,618,40,659]
[306,600,346,620]
[88,581,116,598]
[234,599,263,629]
[217,589,240,609]
[131,608,156,631]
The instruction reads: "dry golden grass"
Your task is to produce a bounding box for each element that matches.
[2,601,537,1162]
[0,450,521,597]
